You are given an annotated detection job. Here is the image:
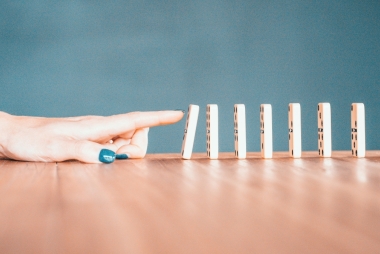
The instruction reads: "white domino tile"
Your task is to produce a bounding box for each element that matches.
[317,103,332,157]
[288,103,302,158]
[260,104,273,159]
[181,104,199,160]
[234,104,246,159]
[351,103,366,158]
[206,104,219,159]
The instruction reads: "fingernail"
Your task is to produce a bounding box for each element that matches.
[175,109,185,113]
[99,149,116,164]
[116,154,129,160]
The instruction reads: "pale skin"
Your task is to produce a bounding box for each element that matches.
[0,110,184,163]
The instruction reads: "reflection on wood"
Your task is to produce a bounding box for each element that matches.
[0,151,380,253]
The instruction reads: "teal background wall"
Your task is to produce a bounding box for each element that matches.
[1,1,379,153]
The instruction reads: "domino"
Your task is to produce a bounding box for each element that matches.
[206,104,219,159]
[234,104,246,159]
[181,104,199,159]
[351,103,365,157]
[288,103,302,158]
[260,104,273,158]
[317,103,332,157]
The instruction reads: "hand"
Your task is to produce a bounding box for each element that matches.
[0,110,184,163]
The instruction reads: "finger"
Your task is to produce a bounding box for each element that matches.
[103,141,121,151]
[58,139,117,163]
[76,110,184,140]
[112,138,131,149]
[115,128,149,159]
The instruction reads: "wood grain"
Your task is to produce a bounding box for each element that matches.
[0,151,380,253]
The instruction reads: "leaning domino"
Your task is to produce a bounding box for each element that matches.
[181,104,199,159]
[288,103,302,158]
[351,103,365,158]
[317,103,332,157]
[234,104,246,159]
[206,104,219,159]
[260,104,273,159]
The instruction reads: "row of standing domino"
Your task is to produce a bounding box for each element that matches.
[181,103,366,159]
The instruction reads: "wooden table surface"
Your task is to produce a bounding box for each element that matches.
[0,151,380,254]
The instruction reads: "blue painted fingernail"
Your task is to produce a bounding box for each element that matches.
[99,149,116,164]
[116,154,129,160]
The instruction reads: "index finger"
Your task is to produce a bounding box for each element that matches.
[86,110,185,138]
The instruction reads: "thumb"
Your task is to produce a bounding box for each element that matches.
[65,140,116,163]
